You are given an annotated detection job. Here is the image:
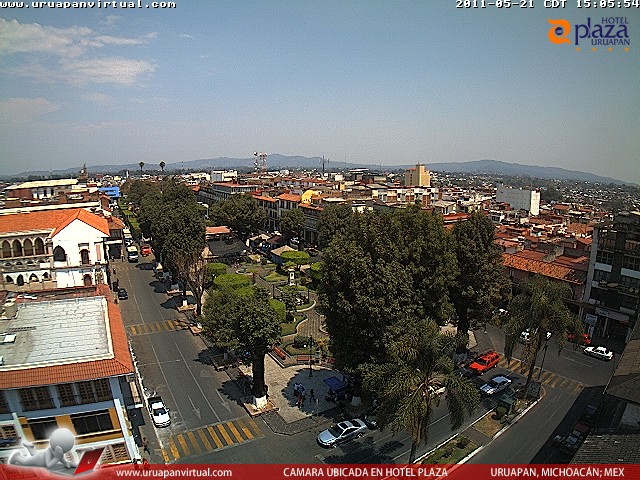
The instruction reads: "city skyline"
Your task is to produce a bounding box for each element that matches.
[1,2,638,183]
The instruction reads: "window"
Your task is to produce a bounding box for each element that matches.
[29,417,58,441]
[23,239,34,256]
[622,255,640,272]
[19,387,54,411]
[71,410,113,435]
[1,425,18,441]
[12,240,23,257]
[53,246,66,262]
[621,294,639,311]
[1,241,10,258]
[593,270,611,282]
[76,379,113,404]
[0,391,9,414]
[34,238,45,255]
[596,249,614,265]
[80,249,90,266]
[56,384,78,407]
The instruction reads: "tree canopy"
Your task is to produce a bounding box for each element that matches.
[209,194,266,238]
[317,204,353,249]
[202,286,281,399]
[279,250,310,267]
[319,205,458,373]
[279,209,305,243]
[450,211,510,341]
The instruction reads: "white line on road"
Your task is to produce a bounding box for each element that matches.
[174,340,222,423]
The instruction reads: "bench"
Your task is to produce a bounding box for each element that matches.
[296,354,311,362]
[273,346,287,360]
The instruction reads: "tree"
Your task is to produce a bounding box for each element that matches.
[363,318,479,463]
[450,211,510,344]
[139,161,145,173]
[201,286,281,405]
[159,161,166,173]
[317,204,353,249]
[502,275,581,392]
[213,273,252,291]
[205,262,228,288]
[279,285,298,322]
[279,250,310,267]
[319,206,458,373]
[210,194,266,239]
[279,209,305,245]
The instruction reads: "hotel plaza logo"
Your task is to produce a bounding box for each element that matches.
[548,17,631,52]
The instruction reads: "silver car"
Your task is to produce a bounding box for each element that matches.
[317,419,367,447]
[480,375,512,396]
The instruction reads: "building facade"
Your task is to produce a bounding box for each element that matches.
[496,184,541,216]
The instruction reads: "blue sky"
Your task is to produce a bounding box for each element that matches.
[1,1,638,183]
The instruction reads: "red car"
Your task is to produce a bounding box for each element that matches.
[567,333,591,346]
[468,351,500,374]
[141,245,152,256]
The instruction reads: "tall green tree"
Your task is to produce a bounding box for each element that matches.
[502,275,581,392]
[279,208,305,245]
[363,318,479,463]
[279,285,298,322]
[319,206,458,373]
[201,286,281,403]
[209,194,266,239]
[317,204,353,249]
[451,211,510,342]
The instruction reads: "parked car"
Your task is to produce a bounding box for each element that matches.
[468,351,500,374]
[141,244,152,256]
[147,396,171,428]
[317,419,367,447]
[363,407,379,430]
[117,288,128,300]
[519,328,552,344]
[583,346,614,361]
[480,375,512,396]
[567,332,591,346]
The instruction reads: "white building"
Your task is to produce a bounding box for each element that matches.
[0,208,111,291]
[496,184,541,216]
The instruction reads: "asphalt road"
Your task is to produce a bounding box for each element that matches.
[116,257,616,465]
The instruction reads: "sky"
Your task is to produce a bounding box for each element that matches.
[0,1,638,183]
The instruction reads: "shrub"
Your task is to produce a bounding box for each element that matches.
[293,335,311,349]
[280,250,310,266]
[494,406,507,420]
[213,273,251,290]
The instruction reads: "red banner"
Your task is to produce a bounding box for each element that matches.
[0,464,635,480]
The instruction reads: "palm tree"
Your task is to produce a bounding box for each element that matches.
[139,161,145,174]
[159,161,165,174]
[363,318,480,463]
[502,275,581,392]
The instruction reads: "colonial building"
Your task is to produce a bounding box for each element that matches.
[0,285,138,464]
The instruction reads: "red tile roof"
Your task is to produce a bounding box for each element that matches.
[277,193,302,202]
[503,253,586,285]
[0,208,110,237]
[206,226,231,235]
[0,284,133,389]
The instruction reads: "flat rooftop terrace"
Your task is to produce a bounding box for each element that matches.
[0,296,112,371]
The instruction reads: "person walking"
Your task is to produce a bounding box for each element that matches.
[142,437,150,455]
[309,389,315,403]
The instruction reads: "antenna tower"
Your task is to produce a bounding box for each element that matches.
[253,152,267,174]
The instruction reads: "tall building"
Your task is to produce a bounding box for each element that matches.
[496,184,541,216]
[404,164,431,188]
[583,211,640,343]
[0,286,138,464]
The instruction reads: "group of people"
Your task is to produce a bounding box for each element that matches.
[292,382,316,408]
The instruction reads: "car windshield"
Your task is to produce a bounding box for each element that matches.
[153,407,167,416]
[328,425,343,437]
[488,380,500,388]
[475,358,487,366]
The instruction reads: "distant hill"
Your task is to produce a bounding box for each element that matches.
[1,156,631,185]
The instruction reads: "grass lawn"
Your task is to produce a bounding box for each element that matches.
[263,271,287,283]
[420,436,478,464]
[471,414,504,438]
[283,342,318,356]
[281,315,306,336]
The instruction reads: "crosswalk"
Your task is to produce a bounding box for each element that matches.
[160,418,264,463]
[128,319,190,336]
[497,357,584,394]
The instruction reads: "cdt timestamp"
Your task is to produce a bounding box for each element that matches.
[456,0,534,7]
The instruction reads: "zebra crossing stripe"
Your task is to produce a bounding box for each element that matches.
[207,425,224,449]
[130,325,138,335]
[236,419,254,440]
[247,417,262,436]
[176,434,189,455]
[216,424,234,446]
[161,448,171,464]
[226,421,244,443]
[197,428,213,451]
[186,431,201,454]
[168,437,180,461]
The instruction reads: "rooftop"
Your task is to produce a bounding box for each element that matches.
[0,288,133,389]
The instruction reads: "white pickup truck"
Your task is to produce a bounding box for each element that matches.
[126,245,139,263]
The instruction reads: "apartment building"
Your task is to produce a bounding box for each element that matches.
[0,286,137,464]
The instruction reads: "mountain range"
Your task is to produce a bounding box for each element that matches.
[2,155,631,185]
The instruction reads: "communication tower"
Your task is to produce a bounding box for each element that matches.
[253,152,267,174]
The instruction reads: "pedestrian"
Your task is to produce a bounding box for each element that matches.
[264,384,269,399]
[293,382,300,397]
[309,389,315,403]
[142,458,150,470]
[142,437,150,455]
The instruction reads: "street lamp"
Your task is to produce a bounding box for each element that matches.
[309,335,313,377]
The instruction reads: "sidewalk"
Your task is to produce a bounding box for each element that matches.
[238,354,359,435]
